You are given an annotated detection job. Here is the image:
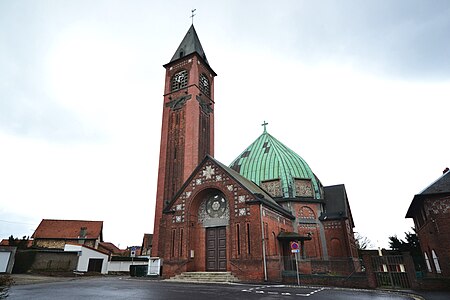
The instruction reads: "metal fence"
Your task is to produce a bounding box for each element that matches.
[277,256,362,276]
[372,255,410,288]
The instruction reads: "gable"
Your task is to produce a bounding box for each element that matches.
[164,155,294,224]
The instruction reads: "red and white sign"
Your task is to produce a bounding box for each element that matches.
[291,241,300,253]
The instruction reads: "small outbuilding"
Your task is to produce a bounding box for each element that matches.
[64,244,109,274]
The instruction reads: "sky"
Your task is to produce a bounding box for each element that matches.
[1,0,449,249]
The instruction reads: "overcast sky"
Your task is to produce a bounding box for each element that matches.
[1,0,449,249]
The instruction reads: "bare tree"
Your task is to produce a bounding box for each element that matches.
[354,232,373,250]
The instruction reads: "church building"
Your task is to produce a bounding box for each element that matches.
[152,25,359,282]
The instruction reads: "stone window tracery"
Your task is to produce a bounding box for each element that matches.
[299,206,315,219]
[295,179,313,197]
[198,190,230,227]
[261,179,282,197]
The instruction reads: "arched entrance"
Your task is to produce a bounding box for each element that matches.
[192,188,230,271]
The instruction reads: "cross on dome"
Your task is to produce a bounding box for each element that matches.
[261,121,269,132]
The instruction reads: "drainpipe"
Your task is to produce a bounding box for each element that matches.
[260,203,268,281]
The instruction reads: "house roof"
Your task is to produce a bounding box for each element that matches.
[141,233,153,248]
[419,169,450,195]
[98,242,124,255]
[406,169,450,218]
[32,219,103,240]
[229,129,322,199]
[64,242,109,256]
[0,239,33,248]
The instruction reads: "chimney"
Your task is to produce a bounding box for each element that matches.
[443,167,449,174]
[79,227,87,238]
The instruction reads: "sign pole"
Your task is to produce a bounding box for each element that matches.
[291,241,300,286]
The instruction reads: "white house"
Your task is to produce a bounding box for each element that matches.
[0,246,16,274]
[64,244,109,274]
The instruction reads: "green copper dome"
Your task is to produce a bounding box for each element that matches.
[229,129,322,199]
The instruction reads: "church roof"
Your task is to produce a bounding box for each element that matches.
[169,25,209,66]
[229,129,322,199]
[164,155,294,219]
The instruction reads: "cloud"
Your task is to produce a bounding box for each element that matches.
[0,79,104,142]
[227,1,450,80]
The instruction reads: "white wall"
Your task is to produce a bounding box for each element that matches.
[0,252,11,273]
[64,244,108,274]
[108,260,147,272]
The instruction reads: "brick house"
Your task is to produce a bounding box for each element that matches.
[31,219,103,250]
[98,242,126,256]
[152,25,358,282]
[141,234,153,256]
[406,168,450,277]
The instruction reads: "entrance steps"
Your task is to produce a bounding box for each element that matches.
[165,272,240,283]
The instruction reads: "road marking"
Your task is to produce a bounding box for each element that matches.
[242,285,326,297]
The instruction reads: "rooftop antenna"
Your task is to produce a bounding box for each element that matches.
[190,9,196,25]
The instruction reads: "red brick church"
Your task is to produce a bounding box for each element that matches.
[152,25,359,282]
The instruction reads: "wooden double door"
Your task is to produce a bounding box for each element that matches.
[206,226,227,271]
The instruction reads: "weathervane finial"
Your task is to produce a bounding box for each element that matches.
[261,121,268,132]
[190,9,196,25]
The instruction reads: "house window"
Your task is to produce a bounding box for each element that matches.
[199,73,210,96]
[432,250,442,274]
[424,252,432,272]
[171,70,188,91]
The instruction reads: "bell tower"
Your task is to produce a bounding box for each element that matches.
[152,25,217,256]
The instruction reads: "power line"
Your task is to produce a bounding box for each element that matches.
[0,219,37,226]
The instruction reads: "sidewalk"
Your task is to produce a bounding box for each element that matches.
[10,274,92,285]
[414,291,450,300]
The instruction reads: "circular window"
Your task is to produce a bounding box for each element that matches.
[206,193,227,218]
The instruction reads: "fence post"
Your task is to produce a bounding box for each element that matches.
[402,252,418,289]
[362,254,377,288]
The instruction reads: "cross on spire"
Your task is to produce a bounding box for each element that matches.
[190,9,196,25]
[261,121,268,132]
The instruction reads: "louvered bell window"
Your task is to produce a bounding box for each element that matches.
[199,73,210,96]
[171,70,188,91]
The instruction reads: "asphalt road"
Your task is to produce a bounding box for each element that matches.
[3,277,422,300]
